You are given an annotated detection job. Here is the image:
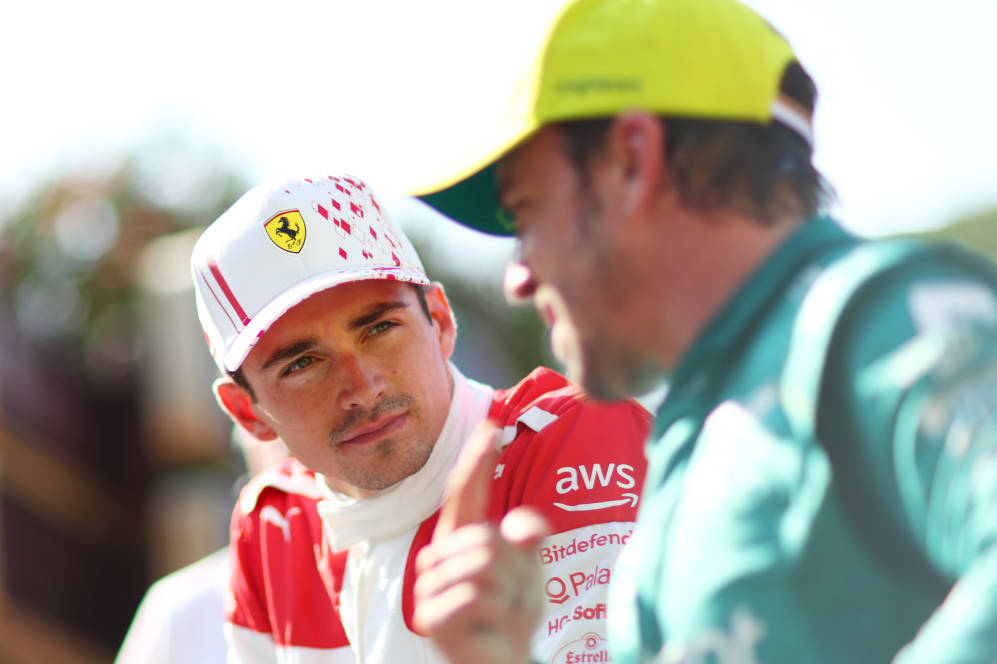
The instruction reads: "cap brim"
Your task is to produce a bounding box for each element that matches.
[409,116,540,238]
[416,164,513,237]
[222,266,430,372]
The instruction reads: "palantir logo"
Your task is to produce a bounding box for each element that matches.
[546,576,571,604]
[545,565,612,604]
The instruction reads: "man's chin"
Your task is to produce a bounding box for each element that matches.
[339,440,436,494]
[580,375,631,402]
[572,361,626,401]
[577,355,663,402]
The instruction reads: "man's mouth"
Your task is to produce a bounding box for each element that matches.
[339,412,408,446]
[503,261,538,304]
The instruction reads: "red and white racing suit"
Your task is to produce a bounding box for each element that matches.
[225,365,650,664]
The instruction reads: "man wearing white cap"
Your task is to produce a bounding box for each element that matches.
[190,174,650,664]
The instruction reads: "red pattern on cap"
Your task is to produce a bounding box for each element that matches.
[342,177,365,191]
[207,259,251,326]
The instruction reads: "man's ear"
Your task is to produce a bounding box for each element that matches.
[606,110,667,220]
[425,282,457,362]
[213,377,279,441]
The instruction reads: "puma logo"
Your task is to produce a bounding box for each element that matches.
[260,505,301,542]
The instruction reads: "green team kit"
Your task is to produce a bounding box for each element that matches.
[608,218,997,663]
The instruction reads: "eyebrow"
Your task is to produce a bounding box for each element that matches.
[348,301,409,331]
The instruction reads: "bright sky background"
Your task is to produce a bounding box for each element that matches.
[3,0,996,251]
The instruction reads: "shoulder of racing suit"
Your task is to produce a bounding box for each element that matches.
[485,366,652,534]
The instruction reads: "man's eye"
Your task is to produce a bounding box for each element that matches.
[281,356,314,376]
[368,321,397,338]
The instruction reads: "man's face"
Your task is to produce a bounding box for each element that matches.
[236,280,455,498]
[498,125,663,400]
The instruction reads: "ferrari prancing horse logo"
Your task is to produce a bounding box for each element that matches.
[264,210,306,253]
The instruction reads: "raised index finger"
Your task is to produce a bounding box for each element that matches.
[435,422,500,538]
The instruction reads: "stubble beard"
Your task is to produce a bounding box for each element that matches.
[580,340,663,401]
[328,394,435,493]
[570,190,662,401]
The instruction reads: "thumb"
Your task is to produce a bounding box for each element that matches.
[435,422,500,537]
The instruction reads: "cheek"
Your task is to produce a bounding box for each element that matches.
[531,200,586,267]
[519,229,560,285]
[389,338,441,390]
[535,241,584,303]
[271,390,325,425]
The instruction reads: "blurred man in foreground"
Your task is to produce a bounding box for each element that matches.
[409,0,997,661]
[114,431,287,664]
[190,175,650,663]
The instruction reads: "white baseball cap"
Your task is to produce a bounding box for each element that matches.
[191,174,430,373]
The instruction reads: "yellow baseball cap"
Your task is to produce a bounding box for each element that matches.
[409,0,807,236]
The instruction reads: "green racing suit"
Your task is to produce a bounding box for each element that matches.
[609,217,997,663]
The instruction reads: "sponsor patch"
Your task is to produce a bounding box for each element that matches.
[547,604,608,636]
[545,565,611,604]
[264,210,306,253]
[260,505,301,542]
[553,462,638,511]
[539,528,633,565]
[552,631,610,663]
[660,608,766,663]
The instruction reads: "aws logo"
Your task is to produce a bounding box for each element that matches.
[553,463,638,512]
[265,210,306,253]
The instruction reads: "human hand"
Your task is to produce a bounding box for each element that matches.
[414,423,550,664]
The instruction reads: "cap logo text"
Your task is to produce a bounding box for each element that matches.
[555,78,641,95]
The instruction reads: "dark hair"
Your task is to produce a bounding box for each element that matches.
[411,282,433,320]
[228,282,433,400]
[559,62,834,224]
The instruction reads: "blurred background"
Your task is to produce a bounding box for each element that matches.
[1,1,995,661]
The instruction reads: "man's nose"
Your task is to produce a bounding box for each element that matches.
[503,261,539,305]
[336,354,385,410]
